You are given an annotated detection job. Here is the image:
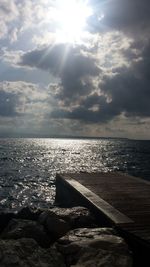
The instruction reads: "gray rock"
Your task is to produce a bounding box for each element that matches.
[16,207,41,221]
[1,219,51,247]
[0,212,14,233]
[0,238,66,267]
[39,211,70,240]
[57,228,133,267]
[40,206,96,229]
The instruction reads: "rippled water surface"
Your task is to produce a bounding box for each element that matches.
[0,138,150,211]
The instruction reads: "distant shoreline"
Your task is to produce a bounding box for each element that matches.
[0,136,149,141]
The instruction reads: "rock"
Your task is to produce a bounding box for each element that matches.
[0,238,66,267]
[16,206,41,221]
[40,206,97,229]
[39,211,70,240]
[56,228,133,267]
[0,212,14,233]
[1,219,51,248]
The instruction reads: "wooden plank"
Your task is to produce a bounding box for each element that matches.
[57,174,133,224]
[56,172,150,248]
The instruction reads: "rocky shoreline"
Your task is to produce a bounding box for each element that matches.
[0,206,133,266]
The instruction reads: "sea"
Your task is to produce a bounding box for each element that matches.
[0,138,150,212]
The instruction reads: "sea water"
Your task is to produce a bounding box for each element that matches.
[0,138,150,211]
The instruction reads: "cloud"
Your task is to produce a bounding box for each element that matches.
[18,35,150,125]
[0,80,65,137]
[101,42,150,118]
[0,81,50,117]
[50,93,120,123]
[1,47,23,65]
[19,44,100,102]
[0,0,150,139]
[89,0,150,35]
[0,0,19,39]
[0,90,18,117]
[50,40,150,124]
[0,0,56,43]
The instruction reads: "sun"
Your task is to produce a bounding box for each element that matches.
[55,0,93,44]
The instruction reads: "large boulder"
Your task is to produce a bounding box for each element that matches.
[56,228,133,267]
[0,212,14,233]
[39,211,70,240]
[39,206,97,229]
[1,219,51,248]
[16,207,41,221]
[0,238,66,267]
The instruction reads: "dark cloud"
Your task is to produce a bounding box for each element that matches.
[51,41,150,123]
[20,44,100,101]
[103,0,150,29]
[89,0,150,34]
[20,44,99,75]
[101,43,150,117]
[20,45,65,74]
[51,92,120,123]
[19,39,150,125]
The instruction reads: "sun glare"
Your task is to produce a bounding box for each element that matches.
[55,0,93,44]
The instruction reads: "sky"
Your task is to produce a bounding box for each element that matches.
[0,0,150,139]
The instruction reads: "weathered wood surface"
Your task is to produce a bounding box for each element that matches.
[56,172,150,246]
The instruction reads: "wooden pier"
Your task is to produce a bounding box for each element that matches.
[55,172,150,256]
